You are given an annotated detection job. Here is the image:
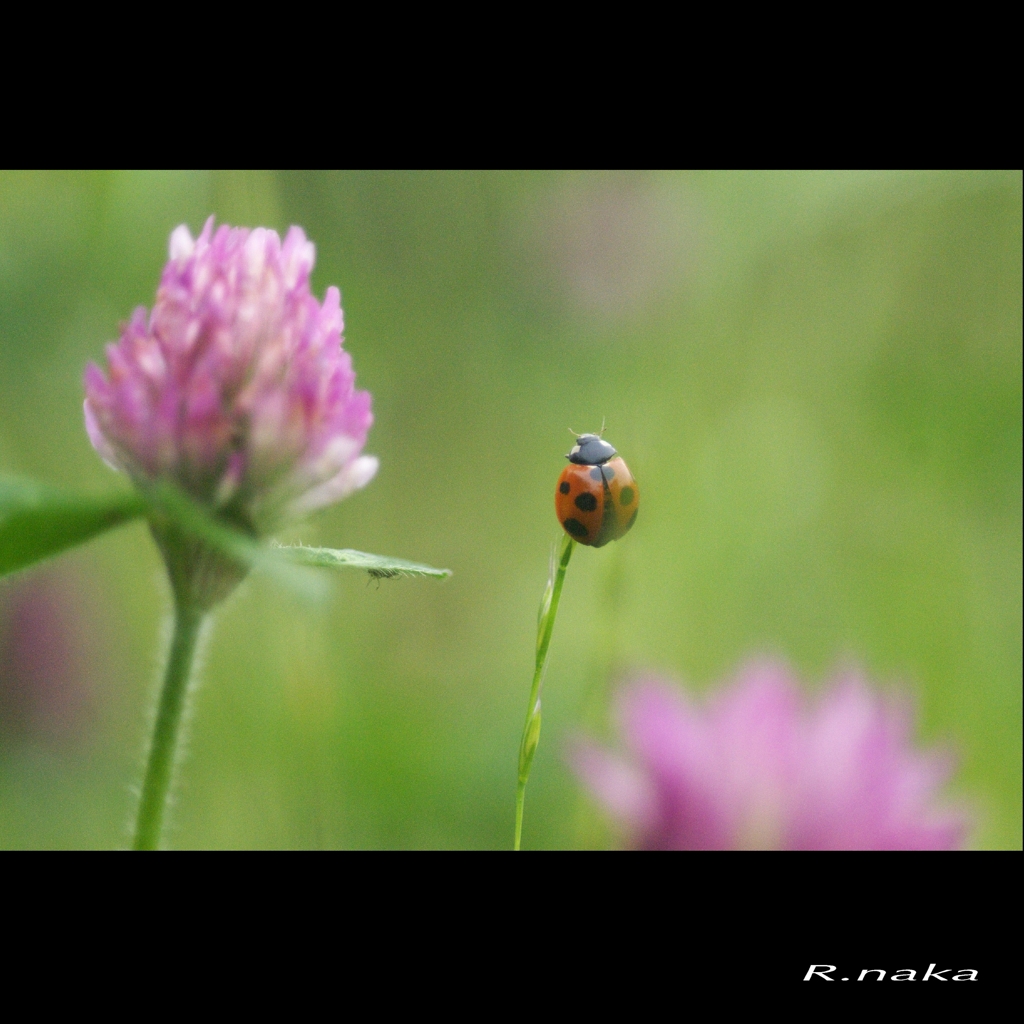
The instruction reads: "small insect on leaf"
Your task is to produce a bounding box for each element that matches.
[366,567,403,587]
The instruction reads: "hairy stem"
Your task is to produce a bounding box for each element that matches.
[132,596,206,850]
[515,533,575,850]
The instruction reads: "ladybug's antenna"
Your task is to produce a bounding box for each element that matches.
[568,427,583,438]
[598,416,607,437]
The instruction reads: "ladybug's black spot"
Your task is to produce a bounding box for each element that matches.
[559,481,570,495]
[590,467,604,481]
[563,518,588,538]
[619,486,635,506]
[574,492,598,512]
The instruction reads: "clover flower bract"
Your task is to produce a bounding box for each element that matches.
[572,663,967,850]
[84,217,376,534]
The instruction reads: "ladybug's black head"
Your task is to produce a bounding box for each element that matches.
[567,433,617,465]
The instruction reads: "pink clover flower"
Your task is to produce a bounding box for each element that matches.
[572,662,968,850]
[84,218,376,533]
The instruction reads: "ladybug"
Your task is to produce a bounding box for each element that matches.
[555,430,639,547]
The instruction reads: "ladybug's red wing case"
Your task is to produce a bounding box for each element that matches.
[594,456,638,546]
[555,464,605,546]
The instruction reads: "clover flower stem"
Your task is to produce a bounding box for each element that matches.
[132,595,206,850]
[515,533,575,851]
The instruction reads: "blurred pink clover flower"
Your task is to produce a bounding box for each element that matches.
[84,218,376,533]
[572,662,967,850]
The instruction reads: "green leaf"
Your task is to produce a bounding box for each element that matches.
[275,544,452,580]
[0,474,449,595]
[0,475,146,577]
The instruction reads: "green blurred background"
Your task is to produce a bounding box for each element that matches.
[0,170,1020,849]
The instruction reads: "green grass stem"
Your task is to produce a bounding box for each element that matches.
[515,533,575,850]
